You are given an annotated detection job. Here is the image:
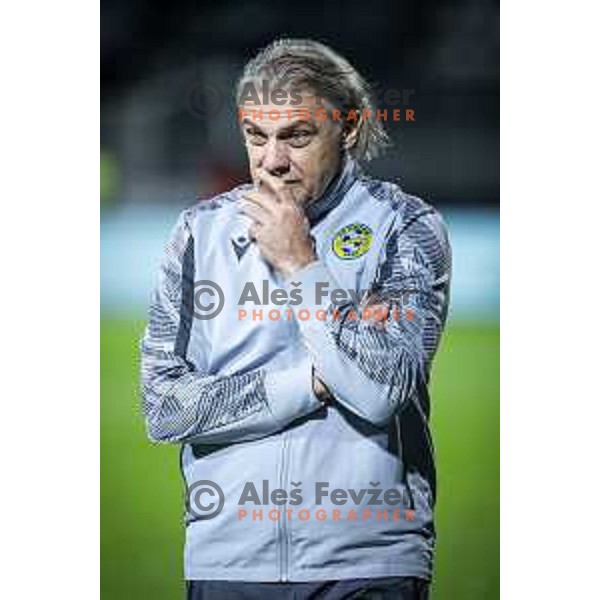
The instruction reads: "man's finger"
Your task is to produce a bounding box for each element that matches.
[262,174,312,207]
[243,190,278,213]
[242,192,276,215]
[257,173,282,200]
[259,173,300,205]
[239,199,270,225]
[248,221,261,242]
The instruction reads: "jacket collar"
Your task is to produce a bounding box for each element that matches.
[305,157,359,227]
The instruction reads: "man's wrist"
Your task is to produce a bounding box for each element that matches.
[264,359,322,424]
[279,250,318,278]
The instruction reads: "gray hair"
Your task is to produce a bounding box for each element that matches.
[236,38,390,162]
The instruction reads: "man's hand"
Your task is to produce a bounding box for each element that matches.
[240,176,317,278]
[313,371,334,406]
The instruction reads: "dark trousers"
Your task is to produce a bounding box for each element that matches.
[186,577,429,600]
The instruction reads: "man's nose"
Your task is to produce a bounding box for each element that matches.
[261,139,291,177]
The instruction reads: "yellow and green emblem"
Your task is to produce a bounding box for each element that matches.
[332,223,374,259]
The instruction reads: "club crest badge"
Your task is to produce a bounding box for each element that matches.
[332,223,374,259]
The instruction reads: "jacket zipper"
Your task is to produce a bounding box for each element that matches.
[278,431,290,581]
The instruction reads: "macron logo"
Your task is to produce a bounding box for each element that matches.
[231,235,252,261]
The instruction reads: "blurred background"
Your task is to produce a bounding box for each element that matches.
[101,0,499,598]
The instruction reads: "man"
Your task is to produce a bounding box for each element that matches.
[141,38,451,600]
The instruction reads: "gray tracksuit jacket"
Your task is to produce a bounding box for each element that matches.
[140,159,451,582]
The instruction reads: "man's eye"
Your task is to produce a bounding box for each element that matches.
[245,130,267,146]
[288,131,313,148]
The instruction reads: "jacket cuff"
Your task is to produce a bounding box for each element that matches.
[263,357,322,425]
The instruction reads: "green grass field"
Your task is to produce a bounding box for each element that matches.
[101,319,499,599]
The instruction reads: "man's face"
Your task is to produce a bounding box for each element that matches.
[240,91,344,206]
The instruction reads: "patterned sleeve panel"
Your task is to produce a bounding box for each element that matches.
[331,207,451,386]
[291,203,451,424]
[139,210,319,445]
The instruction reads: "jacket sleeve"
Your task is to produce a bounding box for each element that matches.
[140,210,321,445]
[285,209,451,426]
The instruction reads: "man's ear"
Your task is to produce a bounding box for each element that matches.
[343,119,361,151]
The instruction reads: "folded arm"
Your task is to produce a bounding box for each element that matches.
[140,211,322,445]
[287,210,451,426]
